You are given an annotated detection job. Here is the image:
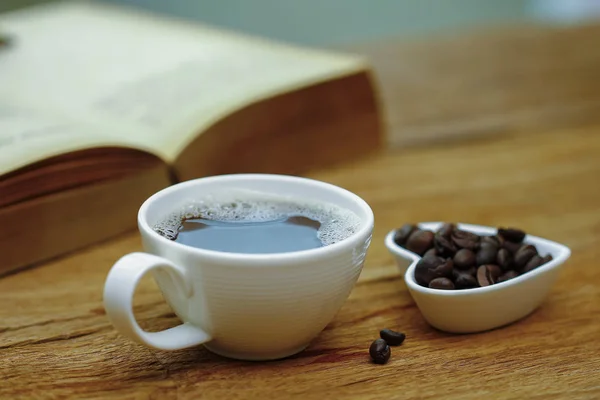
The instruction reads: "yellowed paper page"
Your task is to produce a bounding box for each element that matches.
[0,0,367,173]
[0,102,157,174]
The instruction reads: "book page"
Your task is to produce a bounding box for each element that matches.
[0,1,367,172]
[0,102,157,175]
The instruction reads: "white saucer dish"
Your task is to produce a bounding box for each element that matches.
[385,222,571,333]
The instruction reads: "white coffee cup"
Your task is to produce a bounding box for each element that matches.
[103,174,374,360]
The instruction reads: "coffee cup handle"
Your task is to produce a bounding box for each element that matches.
[103,252,212,350]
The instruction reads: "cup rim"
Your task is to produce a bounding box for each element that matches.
[137,173,374,266]
[387,222,571,297]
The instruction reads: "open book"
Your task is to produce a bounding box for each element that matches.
[0,1,382,275]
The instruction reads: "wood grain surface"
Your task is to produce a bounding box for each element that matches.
[2,124,600,399]
[348,23,600,148]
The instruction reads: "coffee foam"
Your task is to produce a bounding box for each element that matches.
[153,189,361,247]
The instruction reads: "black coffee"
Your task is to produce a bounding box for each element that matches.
[153,189,360,254]
[175,216,322,253]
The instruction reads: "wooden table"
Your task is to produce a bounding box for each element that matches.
[2,122,600,399]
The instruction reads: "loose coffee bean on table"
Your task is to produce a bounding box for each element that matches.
[393,223,555,290]
[369,338,391,364]
[380,329,406,346]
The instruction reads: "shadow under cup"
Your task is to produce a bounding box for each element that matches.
[138,174,374,360]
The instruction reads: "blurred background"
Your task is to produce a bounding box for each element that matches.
[2,0,600,271]
[3,0,600,47]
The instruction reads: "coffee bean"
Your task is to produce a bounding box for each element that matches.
[514,245,538,269]
[476,243,498,265]
[406,229,435,256]
[489,264,502,278]
[477,264,502,286]
[503,240,523,255]
[393,224,416,246]
[453,271,478,289]
[454,249,477,270]
[379,329,406,346]
[482,235,507,248]
[523,255,545,273]
[438,223,456,238]
[451,230,480,250]
[481,236,501,247]
[429,277,455,290]
[498,228,526,243]
[542,254,554,264]
[424,248,438,258]
[436,258,454,277]
[415,255,443,279]
[496,248,513,270]
[369,339,391,364]
[498,270,519,283]
[453,267,476,280]
[414,256,453,286]
[453,249,476,270]
[451,268,460,279]
[434,233,457,257]
[495,235,506,247]
[395,222,554,290]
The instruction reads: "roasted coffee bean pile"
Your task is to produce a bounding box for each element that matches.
[369,329,406,364]
[393,223,554,290]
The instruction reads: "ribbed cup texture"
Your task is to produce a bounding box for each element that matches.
[139,174,374,359]
[150,234,371,359]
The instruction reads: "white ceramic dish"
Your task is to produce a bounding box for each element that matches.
[385,222,571,333]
